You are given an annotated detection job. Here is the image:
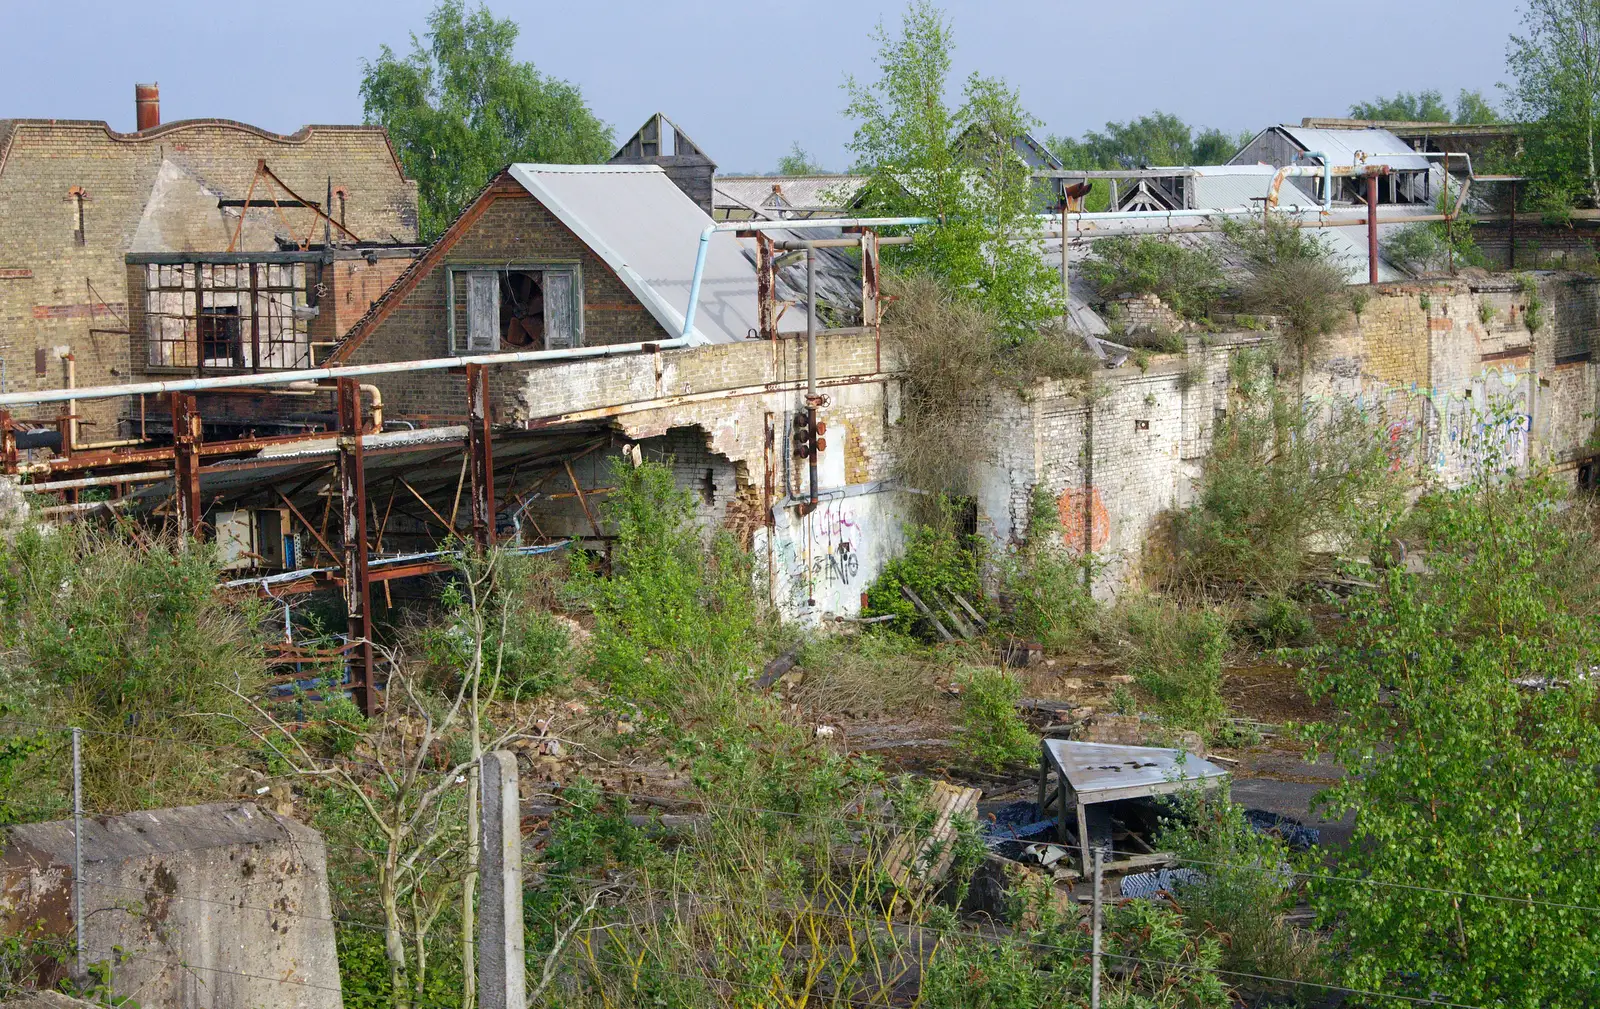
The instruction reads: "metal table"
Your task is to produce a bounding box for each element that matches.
[1038,739,1229,873]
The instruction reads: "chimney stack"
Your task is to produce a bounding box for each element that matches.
[135,83,160,131]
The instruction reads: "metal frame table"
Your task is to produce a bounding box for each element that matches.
[1038,739,1229,873]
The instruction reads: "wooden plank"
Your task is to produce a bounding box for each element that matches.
[882,780,982,892]
[901,584,953,641]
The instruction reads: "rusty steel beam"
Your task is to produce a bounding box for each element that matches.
[466,362,496,552]
[523,371,894,432]
[564,457,602,538]
[337,378,376,717]
[756,233,777,341]
[1367,171,1381,286]
[1,411,16,474]
[170,394,203,540]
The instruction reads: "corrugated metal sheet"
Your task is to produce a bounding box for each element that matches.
[1278,125,1431,171]
[713,175,866,216]
[508,164,761,345]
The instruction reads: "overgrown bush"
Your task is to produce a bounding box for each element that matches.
[572,458,763,707]
[1117,596,1228,734]
[1164,351,1408,593]
[1243,593,1314,648]
[1003,485,1096,651]
[0,524,266,812]
[885,274,1093,497]
[1155,790,1324,998]
[417,549,573,700]
[1082,235,1226,320]
[955,667,1034,770]
[1305,473,1600,1006]
[862,498,985,640]
[1226,214,1350,363]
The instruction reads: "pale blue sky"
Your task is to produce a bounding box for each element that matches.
[0,0,1524,173]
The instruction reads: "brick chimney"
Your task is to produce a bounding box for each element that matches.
[135,83,160,131]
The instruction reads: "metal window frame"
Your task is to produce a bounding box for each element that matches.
[445,262,584,355]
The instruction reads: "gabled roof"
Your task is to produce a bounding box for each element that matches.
[333,164,769,359]
[612,113,713,165]
[508,164,760,344]
[1241,124,1432,172]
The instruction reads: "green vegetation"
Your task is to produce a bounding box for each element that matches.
[1508,0,1600,208]
[845,2,1061,330]
[1305,472,1600,1006]
[1117,596,1228,734]
[955,667,1035,770]
[1080,236,1226,321]
[775,141,826,175]
[1225,214,1351,363]
[1048,111,1252,170]
[1381,193,1487,276]
[1165,351,1406,594]
[1003,486,1096,652]
[862,497,985,638]
[1349,87,1500,124]
[360,0,613,238]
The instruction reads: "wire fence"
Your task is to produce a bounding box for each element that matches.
[3,715,1595,1009]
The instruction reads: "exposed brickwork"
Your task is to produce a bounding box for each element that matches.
[0,118,416,438]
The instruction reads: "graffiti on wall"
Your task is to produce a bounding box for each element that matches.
[766,492,906,620]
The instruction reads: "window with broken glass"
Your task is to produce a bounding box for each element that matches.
[143,262,314,371]
[446,265,581,354]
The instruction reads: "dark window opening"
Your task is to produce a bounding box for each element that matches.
[699,467,716,506]
[200,306,243,368]
[499,271,545,348]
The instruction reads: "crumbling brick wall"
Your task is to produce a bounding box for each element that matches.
[0,118,415,439]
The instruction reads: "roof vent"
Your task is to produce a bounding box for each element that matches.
[135,83,160,131]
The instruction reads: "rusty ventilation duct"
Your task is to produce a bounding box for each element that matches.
[135,83,160,131]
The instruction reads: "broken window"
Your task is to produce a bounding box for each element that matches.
[451,265,580,354]
[142,261,313,372]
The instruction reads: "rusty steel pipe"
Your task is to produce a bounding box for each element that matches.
[1367,171,1381,285]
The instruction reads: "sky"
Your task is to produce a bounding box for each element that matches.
[0,0,1524,174]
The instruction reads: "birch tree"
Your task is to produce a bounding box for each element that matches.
[1507,0,1600,207]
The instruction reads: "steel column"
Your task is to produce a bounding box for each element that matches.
[338,378,376,716]
[755,233,777,341]
[1367,171,1381,286]
[170,393,202,539]
[0,411,16,474]
[466,362,496,552]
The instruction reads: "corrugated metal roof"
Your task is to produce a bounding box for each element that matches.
[713,175,866,215]
[508,164,761,345]
[1278,125,1431,171]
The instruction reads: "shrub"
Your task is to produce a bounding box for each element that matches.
[1243,593,1314,648]
[573,458,763,706]
[1118,596,1228,733]
[0,525,266,812]
[418,549,573,700]
[955,667,1035,770]
[1226,214,1350,364]
[862,499,985,640]
[1081,235,1226,320]
[1165,354,1409,593]
[1003,486,1096,652]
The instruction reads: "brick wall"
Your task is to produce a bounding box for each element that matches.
[343,192,676,422]
[0,118,415,438]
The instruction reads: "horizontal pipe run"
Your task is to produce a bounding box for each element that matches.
[0,338,691,409]
[18,470,173,493]
[39,499,132,517]
[772,235,916,250]
[683,215,935,339]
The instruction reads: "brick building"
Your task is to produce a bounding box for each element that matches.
[0,85,420,442]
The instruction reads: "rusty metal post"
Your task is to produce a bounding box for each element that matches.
[466,362,496,553]
[338,378,376,716]
[1509,180,1519,269]
[170,393,202,539]
[1367,170,1381,286]
[756,232,777,341]
[1444,152,1453,275]
[861,228,882,372]
[806,247,820,508]
[0,411,16,474]
[1059,199,1071,332]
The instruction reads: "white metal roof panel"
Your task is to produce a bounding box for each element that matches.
[1043,739,1228,801]
[508,164,760,345]
[1279,125,1431,171]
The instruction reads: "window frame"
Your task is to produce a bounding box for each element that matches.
[445,262,584,355]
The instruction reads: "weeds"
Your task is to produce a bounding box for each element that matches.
[955,667,1035,770]
[1519,272,1545,332]
[1243,593,1315,648]
[862,498,985,640]
[1117,596,1228,734]
[1226,213,1350,365]
[1081,236,1226,321]
[1002,485,1096,652]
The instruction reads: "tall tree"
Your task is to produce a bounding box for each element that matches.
[361,0,614,239]
[1348,87,1501,125]
[1047,114,1250,169]
[1508,0,1600,207]
[776,142,826,175]
[844,1,1059,330]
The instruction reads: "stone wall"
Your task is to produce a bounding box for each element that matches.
[0,802,340,1009]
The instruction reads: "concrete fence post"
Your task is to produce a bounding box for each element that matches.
[478,750,525,1009]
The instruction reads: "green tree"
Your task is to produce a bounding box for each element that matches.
[1047,114,1249,169]
[1508,0,1600,207]
[1349,87,1500,124]
[361,0,614,239]
[844,1,1060,330]
[776,142,826,175]
[1305,472,1600,1005]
